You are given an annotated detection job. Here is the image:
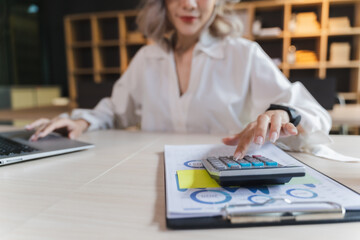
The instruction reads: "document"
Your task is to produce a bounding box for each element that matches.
[164,143,360,219]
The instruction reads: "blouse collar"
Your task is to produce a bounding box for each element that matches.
[145,29,225,60]
[195,29,225,59]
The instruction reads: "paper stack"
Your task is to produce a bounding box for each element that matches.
[295,12,320,33]
[330,42,351,63]
[295,50,318,63]
[258,27,282,37]
[328,17,351,32]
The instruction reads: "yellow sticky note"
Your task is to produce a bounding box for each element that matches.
[177,169,220,189]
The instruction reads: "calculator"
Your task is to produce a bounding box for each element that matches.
[202,155,306,186]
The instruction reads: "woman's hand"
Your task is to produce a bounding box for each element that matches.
[26,118,90,141]
[222,110,299,160]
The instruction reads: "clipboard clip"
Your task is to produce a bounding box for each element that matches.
[222,198,346,224]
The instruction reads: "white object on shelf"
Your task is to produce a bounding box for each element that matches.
[289,13,297,33]
[257,27,282,37]
[287,45,296,64]
[52,97,70,106]
[330,42,351,63]
[328,17,351,32]
[252,19,262,36]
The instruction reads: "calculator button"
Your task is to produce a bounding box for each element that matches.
[207,158,228,170]
[236,160,252,168]
[227,162,240,168]
[265,161,278,166]
[253,156,278,167]
[219,156,231,162]
[251,162,264,167]
[244,156,264,167]
[214,165,227,170]
[218,157,241,169]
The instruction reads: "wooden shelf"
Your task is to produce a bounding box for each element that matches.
[99,68,121,74]
[254,33,284,40]
[97,40,120,47]
[329,0,360,4]
[289,32,322,38]
[72,68,94,74]
[70,42,92,48]
[328,27,360,36]
[326,61,360,69]
[288,63,321,69]
[338,92,359,101]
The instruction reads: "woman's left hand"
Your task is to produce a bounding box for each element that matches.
[222,110,299,160]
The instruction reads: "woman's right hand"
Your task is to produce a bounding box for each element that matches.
[26,118,90,141]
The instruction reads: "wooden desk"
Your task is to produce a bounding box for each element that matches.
[0,127,360,239]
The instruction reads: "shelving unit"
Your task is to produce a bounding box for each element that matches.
[235,0,360,104]
[64,0,360,108]
[64,10,147,108]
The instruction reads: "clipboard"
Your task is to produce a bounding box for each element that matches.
[164,144,360,229]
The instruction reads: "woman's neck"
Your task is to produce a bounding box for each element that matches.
[174,33,199,55]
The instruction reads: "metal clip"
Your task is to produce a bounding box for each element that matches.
[222,198,345,224]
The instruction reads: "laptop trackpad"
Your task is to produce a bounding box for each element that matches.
[14,132,80,151]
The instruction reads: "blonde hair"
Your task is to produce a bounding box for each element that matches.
[136,0,243,49]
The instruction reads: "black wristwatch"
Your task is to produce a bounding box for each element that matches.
[266,104,302,127]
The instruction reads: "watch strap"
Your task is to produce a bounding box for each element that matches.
[266,104,301,127]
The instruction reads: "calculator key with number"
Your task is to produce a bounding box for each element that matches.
[202,155,305,186]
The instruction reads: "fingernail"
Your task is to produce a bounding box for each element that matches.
[30,135,36,141]
[234,152,244,161]
[270,132,277,143]
[255,136,264,145]
[289,127,298,135]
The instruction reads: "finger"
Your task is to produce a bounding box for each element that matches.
[25,118,50,130]
[234,134,253,160]
[222,135,240,146]
[37,118,73,139]
[269,114,282,143]
[233,123,256,160]
[284,122,298,135]
[253,114,270,145]
[30,123,51,141]
[68,127,81,139]
[31,118,73,141]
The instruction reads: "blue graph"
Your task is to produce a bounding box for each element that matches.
[184,160,204,169]
[190,190,232,204]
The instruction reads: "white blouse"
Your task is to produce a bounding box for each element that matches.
[70,31,331,141]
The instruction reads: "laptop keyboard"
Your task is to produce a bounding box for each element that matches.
[0,136,39,157]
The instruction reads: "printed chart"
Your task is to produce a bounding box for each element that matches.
[165,144,360,219]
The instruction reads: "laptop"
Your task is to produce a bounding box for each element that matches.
[0,129,94,166]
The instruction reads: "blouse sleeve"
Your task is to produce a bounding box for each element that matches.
[69,48,145,131]
[248,43,332,138]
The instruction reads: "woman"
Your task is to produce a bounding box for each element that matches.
[27,0,331,159]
